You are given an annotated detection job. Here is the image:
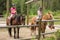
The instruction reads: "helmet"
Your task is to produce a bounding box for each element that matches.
[38,7,42,11]
[12,3,15,6]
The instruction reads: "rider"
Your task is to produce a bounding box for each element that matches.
[37,7,42,20]
[10,3,17,19]
[8,3,17,24]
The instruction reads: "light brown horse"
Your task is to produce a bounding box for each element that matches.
[30,12,55,38]
[6,14,25,39]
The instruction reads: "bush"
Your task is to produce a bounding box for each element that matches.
[3,11,7,18]
[45,37,55,40]
[55,30,60,40]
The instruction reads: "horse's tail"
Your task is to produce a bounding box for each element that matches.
[6,18,10,25]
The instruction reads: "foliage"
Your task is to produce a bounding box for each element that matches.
[2,11,6,17]
[55,30,60,38]
[0,0,12,16]
[1,0,60,17]
[29,1,41,15]
[43,0,60,11]
[45,37,55,40]
[0,0,6,15]
[12,0,27,15]
[55,30,60,40]
[53,10,60,16]
[16,1,21,14]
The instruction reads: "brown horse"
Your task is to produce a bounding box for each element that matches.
[6,14,25,39]
[30,12,55,38]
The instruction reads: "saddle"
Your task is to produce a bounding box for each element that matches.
[10,15,21,25]
[10,15,16,25]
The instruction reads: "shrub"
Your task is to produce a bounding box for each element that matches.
[55,30,60,40]
[45,37,55,40]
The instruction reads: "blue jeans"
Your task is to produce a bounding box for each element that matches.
[37,16,41,20]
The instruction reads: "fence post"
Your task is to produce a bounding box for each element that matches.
[37,0,44,39]
[27,4,29,25]
[6,0,9,17]
[38,18,42,40]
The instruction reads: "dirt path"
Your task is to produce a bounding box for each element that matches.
[0,26,59,40]
[0,27,38,40]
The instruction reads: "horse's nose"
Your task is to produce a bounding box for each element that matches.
[52,26,55,29]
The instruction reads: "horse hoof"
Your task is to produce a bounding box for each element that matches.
[10,35,12,37]
[14,37,16,39]
[31,34,32,36]
[43,36,45,38]
[53,26,55,29]
[9,35,12,37]
[14,36,16,39]
[17,36,19,39]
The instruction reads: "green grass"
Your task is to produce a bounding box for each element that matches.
[44,37,55,40]
[54,22,60,25]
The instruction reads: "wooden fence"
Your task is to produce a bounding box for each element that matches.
[0,19,60,40]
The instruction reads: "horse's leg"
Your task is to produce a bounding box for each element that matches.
[34,26,36,35]
[6,18,12,37]
[31,26,36,36]
[23,19,25,25]
[7,22,12,37]
[14,28,16,39]
[17,27,20,38]
[23,21,25,25]
[41,22,47,38]
[8,28,12,37]
[31,29,34,35]
[30,23,36,36]
[10,18,12,25]
[42,28,45,38]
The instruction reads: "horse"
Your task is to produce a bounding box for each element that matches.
[6,14,25,39]
[30,12,55,38]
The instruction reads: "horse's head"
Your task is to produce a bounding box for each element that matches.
[43,12,53,19]
[46,12,55,29]
[47,12,53,20]
[42,12,55,29]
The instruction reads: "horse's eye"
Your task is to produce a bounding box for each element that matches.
[50,15,51,17]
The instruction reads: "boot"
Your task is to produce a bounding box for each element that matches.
[10,18,12,25]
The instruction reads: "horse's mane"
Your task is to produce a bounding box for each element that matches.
[42,13,53,20]
[16,15,21,22]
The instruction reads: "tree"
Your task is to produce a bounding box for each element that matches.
[43,0,60,11]
[0,0,6,15]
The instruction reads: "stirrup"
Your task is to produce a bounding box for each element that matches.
[9,18,12,25]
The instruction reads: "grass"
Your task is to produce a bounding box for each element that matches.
[44,37,55,40]
[54,22,60,25]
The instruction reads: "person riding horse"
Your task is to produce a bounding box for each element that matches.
[7,3,18,38]
[6,4,26,38]
[37,7,42,20]
[30,11,55,38]
[8,3,17,25]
